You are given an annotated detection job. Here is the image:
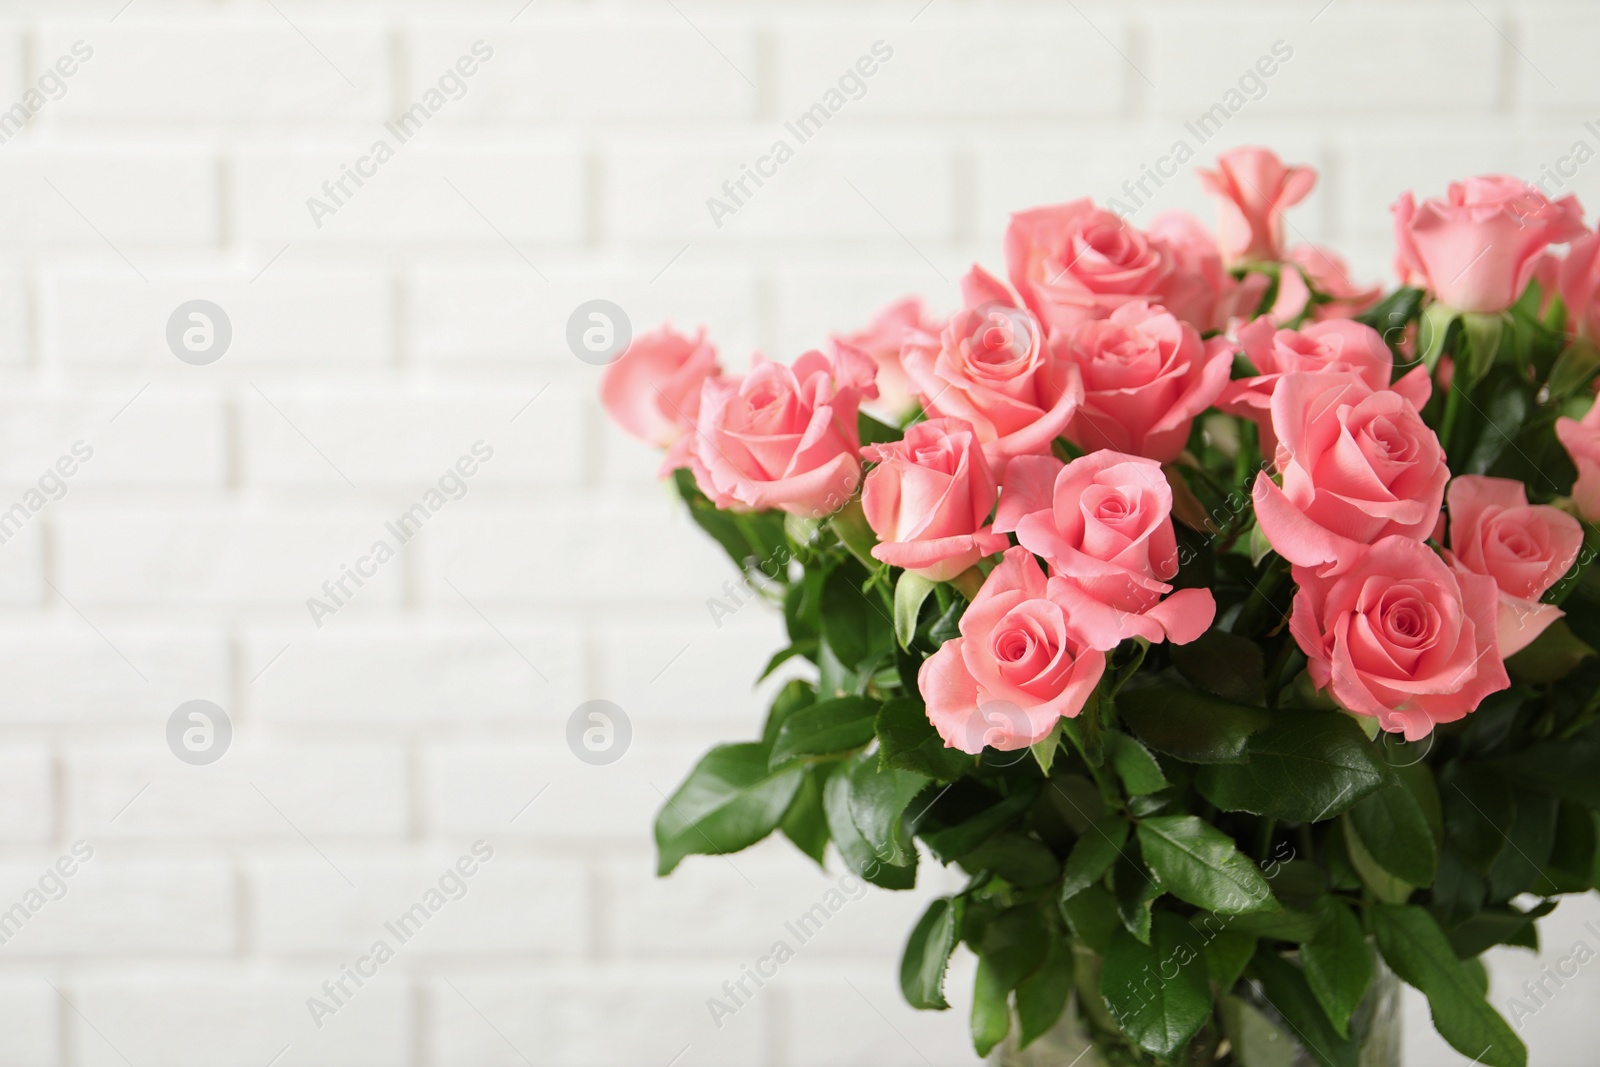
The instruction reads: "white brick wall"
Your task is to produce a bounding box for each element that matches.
[0,1,1592,1064]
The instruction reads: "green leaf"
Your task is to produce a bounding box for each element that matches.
[1113,847,1162,944]
[959,832,1061,887]
[1060,884,1120,955]
[1505,617,1595,683]
[1136,814,1276,914]
[1489,720,1600,807]
[1199,906,1322,943]
[971,906,1049,1058]
[779,765,831,866]
[847,759,929,868]
[1203,929,1258,993]
[1441,766,1513,874]
[900,896,963,1010]
[1249,947,1358,1067]
[819,564,891,672]
[1343,814,1414,904]
[655,743,805,875]
[1117,685,1270,764]
[921,788,1034,862]
[1347,780,1438,887]
[824,752,915,889]
[1106,731,1170,795]
[874,696,973,780]
[1015,935,1076,1049]
[761,679,815,750]
[1059,815,1129,902]
[858,410,902,446]
[1371,904,1527,1067]
[769,695,878,768]
[893,571,936,650]
[1030,719,1065,777]
[1099,912,1211,1060]
[1170,629,1267,704]
[1486,788,1558,901]
[1195,712,1390,822]
[1302,898,1371,1039]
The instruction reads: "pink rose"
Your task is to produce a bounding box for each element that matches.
[600,325,721,472]
[1443,475,1583,656]
[832,296,941,418]
[994,451,1216,648]
[1197,146,1317,264]
[1556,399,1600,521]
[1270,246,1383,324]
[1559,231,1600,339]
[919,547,1107,754]
[860,418,1010,581]
[1252,371,1446,574]
[1392,176,1585,313]
[1220,316,1419,458]
[692,346,877,516]
[1056,300,1233,462]
[1147,210,1237,332]
[1003,201,1217,333]
[901,267,1082,475]
[1289,536,1509,741]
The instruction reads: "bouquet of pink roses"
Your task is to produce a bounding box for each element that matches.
[601,147,1600,1067]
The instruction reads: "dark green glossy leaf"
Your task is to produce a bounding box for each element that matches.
[1441,767,1513,874]
[971,906,1049,1057]
[1061,884,1119,955]
[824,752,915,889]
[819,565,891,672]
[779,764,831,866]
[1117,685,1270,764]
[762,679,815,750]
[1486,788,1558,901]
[1371,904,1526,1067]
[900,896,963,1010]
[921,789,1034,863]
[1249,947,1358,1067]
[1136,814,1276,914]
[959,831,1061,887]
[1302,897,1371,1039]
[769,695,878,768]
[1170,629,1267,704]
[1106,731,1169,795]
[848,759,929,868]
[875,696,973,780]
[1060,815,1129,902]
[1100,912,1211,1060]
[1203,928,1258,993]
[1196,712,1390,822]
[1015,935,1076,1049]
[655,743,804,875]
[1348,780,1438,888]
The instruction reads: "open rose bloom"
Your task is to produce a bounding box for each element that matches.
[611,147,1600,1067]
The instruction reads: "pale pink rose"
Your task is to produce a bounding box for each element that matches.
[1147,210,1237,332]
[1289,536,1509,741]
[1558,231,1600,339]
[1055,300,1233,463]
[832,296,941,418]
[692,346,877,516]
[1219,316,1421,458]
[860,418,1010,581]
[1252,371,1446,574]
[1556,399,1600,521]
[1197,146,1317,264]
[993,451,1216,648]
[1443,475,1582,656]
[600,325,721,472]
[1003,201,1219,333]
[901,267,1083,475]
[1271,245,1383,323]
[1392,176,1585,313]
[919,547,1107,754]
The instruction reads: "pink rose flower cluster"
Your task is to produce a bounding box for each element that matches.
[603,145,1600,755]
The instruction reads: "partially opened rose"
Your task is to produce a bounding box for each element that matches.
[1147,210,1236,332]
[1056,300,1233,462]
[1290,536,1509,740]
[1253,371,1445,573]
[995,451,1216,648]
[1559,231,1600,340]
[919,547,1106,754]
[1003,201,1215,333]
[860,417,1009,581]
[1444,475,1582,656]
[692,346,876,515]
[1392,176,1585,313]
[1270,245,1383,324]
[600,325,721,471]
[902,267,1082,474]
[1197,146,1317,264]
[1556,399,1600,521]
[1220,316,1418,457]
[832,296,940,418]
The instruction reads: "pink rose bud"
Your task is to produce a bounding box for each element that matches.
[1252,371,1446,575]
[1055,300,1234,463]
[918,547,1107,754]
[599,325,721,473]
[901,266,1082,475]
[1197,146,1317,265]
[1290,536,1509,741]
[1392,175,1585,314]
[1219,316,1413,459]
[1443,475,1583,656]
[1556,399,1600,522]
[1559,231,1600,340]
[860,418,1010,581]
[1003,201,1221,334]
[831,296,941,419]
[993,451,1216,649]
[691,346,877,516]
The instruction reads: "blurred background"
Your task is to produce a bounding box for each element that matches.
[0,0,1594,1063]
